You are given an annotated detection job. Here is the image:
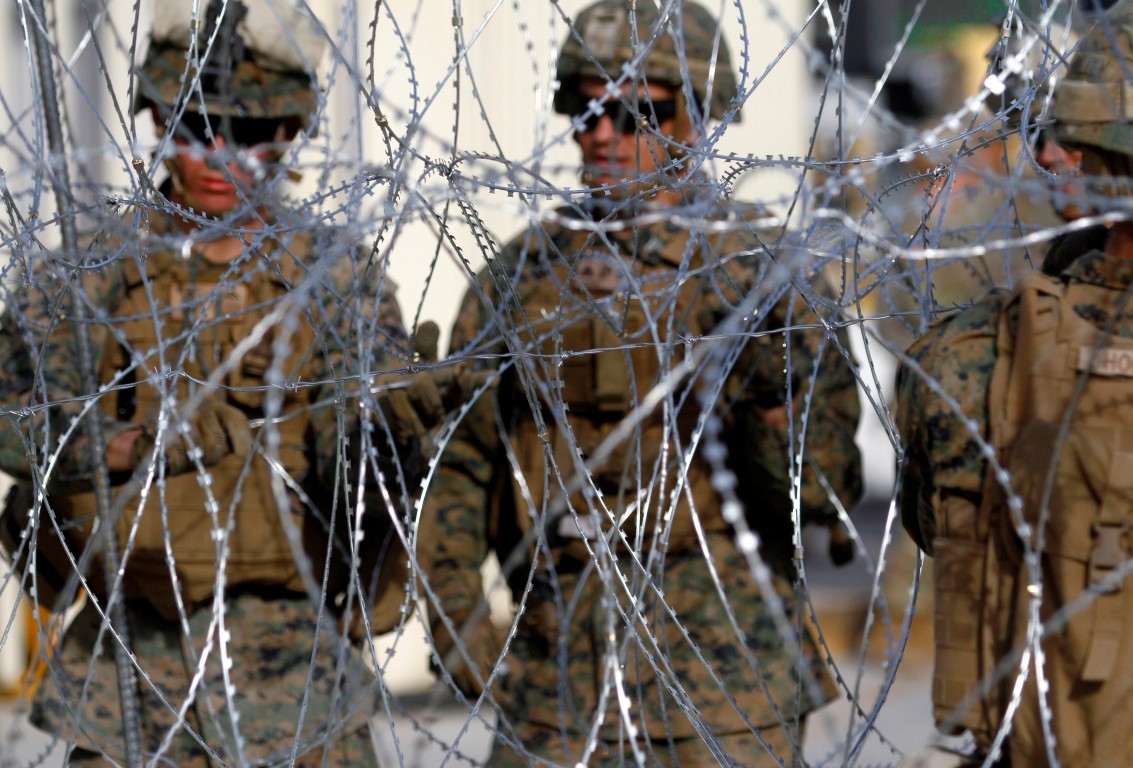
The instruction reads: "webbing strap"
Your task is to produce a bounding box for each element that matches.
[1081,448,1133,681]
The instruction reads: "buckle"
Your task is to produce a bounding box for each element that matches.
[1088,523,1126,593]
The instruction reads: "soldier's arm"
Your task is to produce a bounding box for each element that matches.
[896,346,938,554]
[896,297,1001,554]
[417,277,508,693]
[18,256,135,487]
[0,309,38,481]
[746,272,863,527]
[307,242,415,492]
[707,224,862,530]
[792,294,863,524]
[296,238,419,638]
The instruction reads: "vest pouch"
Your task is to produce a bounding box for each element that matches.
[1008,419,1133,684]
[557,315,598,411]
[591,321,632,413]
[931,535,994,738]
[55,452,302,616]
[982,272,1133,763]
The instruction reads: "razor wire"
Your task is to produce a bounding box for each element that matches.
[0,0,1122,766]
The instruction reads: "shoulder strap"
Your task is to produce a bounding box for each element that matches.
[988,271,1066,445]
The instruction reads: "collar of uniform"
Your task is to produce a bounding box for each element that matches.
[117,206,309,290]
[571,199,731,269]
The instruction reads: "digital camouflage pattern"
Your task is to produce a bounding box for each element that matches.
[0,203,415,765]
[37,596,376,767]
[137,44,318,123]
[897,248,1133,759]
[494,710,800,768]
[900,249,1133,552]
[897,292,1003,555]
[897,246,1133,548]
[1052,0,1133,157]
[896,286,1005,746]
[418,201,862,765]
[554,0,741,121]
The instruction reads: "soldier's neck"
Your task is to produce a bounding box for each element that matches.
[586,186,688,219]
[1105,221,1133,261]
[197,230,261,264]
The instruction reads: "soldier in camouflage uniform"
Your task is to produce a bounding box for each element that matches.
[0,2,453,765]
[898,2,1133,764]
[417,2,862,766]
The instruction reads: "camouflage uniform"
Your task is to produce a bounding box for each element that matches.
[418,3,862,763]
[897,247,1133,762]
[420,201,862,766]
[898,6,1133,762]
[0,203,411,766]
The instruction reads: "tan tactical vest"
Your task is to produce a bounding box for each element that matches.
[499,228,728,567]
[937,270,1133,764]
[53,234,316,618]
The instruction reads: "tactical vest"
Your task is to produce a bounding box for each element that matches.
[939,270,1133,763]
[498,229,728,569]
[51,234,316,618]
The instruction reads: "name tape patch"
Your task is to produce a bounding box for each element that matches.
[1078,346,1133,377]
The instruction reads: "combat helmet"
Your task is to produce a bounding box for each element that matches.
[986,13,1081,133]
[553,0,742,124]
[135,0,325,131]
[1051,0,1133,157]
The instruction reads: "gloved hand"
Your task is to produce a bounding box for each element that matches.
[375,363,483,444]
[133,399,252,476]
[432,615,507,698]
[374,321,490,444]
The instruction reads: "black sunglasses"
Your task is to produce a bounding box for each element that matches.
[574,99,678,135]
[172,112,283,148]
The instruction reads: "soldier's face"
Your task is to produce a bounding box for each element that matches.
[572,77,688,198]
[170,134,258,217]
[1037,135,1088,221]
[159,110,295,218]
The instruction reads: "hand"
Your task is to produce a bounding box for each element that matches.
[133,398,252,476]
[374,320,490,444]
[432,615,507,698]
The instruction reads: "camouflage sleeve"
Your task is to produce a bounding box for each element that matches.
[19,257,135,488]
[307,240,414,490]
[896,295,1001,554]
[418,265,507,660]
[0,309,38,480]
[718,253,862,532]
[896,331,942,553]
[777,278,863,525]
